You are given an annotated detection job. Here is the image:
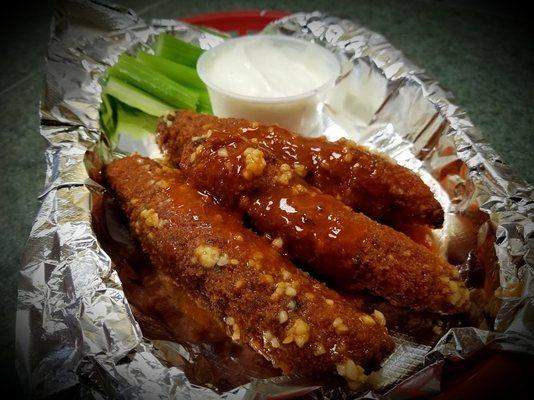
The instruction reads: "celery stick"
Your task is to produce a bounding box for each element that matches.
[137,51,206,90]
[198,91,212,114]
[104,76,174,117]
[115,103,158,139]
[198,103,213,114]
[109,54,198,110]
[100,93,117,141]
[154,33,203,68]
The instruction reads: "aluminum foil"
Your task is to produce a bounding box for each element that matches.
[16,0,534,399]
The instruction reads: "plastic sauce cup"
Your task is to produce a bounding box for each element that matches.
[197,35,341,135]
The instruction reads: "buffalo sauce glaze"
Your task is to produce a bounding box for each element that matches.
[243,125,418,225]
[246,185,371,284]
[91,191,280,392]
[104,155,395,386]
[92,189,480,350]
[158,110,444,228]
[88,150,489,393]
[175,128,470,314]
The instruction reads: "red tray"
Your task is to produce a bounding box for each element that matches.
[182,10,290,36]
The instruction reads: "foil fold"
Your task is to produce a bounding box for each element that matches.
[16,1,534,399]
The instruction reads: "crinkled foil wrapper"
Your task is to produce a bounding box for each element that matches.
[16,0,534,399]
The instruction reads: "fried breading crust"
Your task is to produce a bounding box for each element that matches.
[105,155,394,383]
[157,122,469,314]
[158,110,443,227]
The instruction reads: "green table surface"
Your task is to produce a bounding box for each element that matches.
[1,0,532,395]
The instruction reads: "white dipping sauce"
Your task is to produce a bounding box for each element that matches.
[204,37,334,98]
[197,35,340,134]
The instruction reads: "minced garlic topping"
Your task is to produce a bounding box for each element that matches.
[242,147,266,179]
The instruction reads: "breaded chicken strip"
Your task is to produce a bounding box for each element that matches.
[157,121,469,314]
[105,155,394,386]
[158,111,443,227]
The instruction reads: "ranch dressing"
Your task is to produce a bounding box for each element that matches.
[204,36,334,99]
[197,35,340,134]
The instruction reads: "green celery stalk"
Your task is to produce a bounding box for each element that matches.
[104,76,174,117]
[154,33,203,68]
[115,102,158,139]
[198,91,213,114]
[99,93,117,142]
[136,51,206,90]
[109,54,198,110]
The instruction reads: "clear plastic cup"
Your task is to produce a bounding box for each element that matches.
[197,35,341,135]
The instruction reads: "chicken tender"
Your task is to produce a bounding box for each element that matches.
[105,155,394,386]
[157,120,469,314]
[158,110,443,227]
